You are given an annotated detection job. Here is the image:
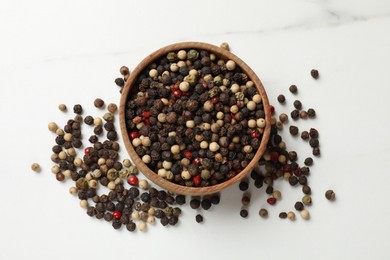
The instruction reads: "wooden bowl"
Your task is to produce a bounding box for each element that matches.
[119,42,271,196]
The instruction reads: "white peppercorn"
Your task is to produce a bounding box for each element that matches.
[256,118,266,128]
[51,165,60,174]
[177,50,187,60]
[226,60,236,71]
[139,179,149,190]
[48,122,58,132]
[231,83,240,93]
[287,211,296,220]
[138,221,147,232]
[69,187,77,195]
[203,100,214,112]
[58,104,67,112]
[149,69,158,77]
[246,101,256,111]
[55,128,64,136]
[252,94,262,104]
[147,215,155,224]
[230,105,239,114]
[94,117,102,126]
[67,148,76,157]
[209,142,220,152]
[200,141,209,149]
[63,170,72,178]
[80,200,88,208]
[179,81,190,92]
[58,151,67,160]
[171,145,180,154]
[163,160,172,170]
[186,120,195,128]
[74,158,83,167]
[131,211,140,220]
[248,119,257,128]
[142,155,151,164]
[181,170,191,180]
[141,136,151,147]
[31,163,41,172]
[301,209,310,220]
[132,138,142,147]
[107,181,116,190]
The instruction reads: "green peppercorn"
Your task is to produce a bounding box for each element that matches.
[302,195,312,205]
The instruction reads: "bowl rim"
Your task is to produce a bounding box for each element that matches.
[119,41,271,195]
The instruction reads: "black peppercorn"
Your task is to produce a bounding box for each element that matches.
[277,95,286,103]
[112,220,122,229]
[293,100,302,110]
[307,108,316,118]
[310,69,319,79]
[304,157,313,166]
[73,104,83,114]
[289,84,298,93]
[201,199,212,210]
[302,185,311,195]
[325,190,336,201]
[115,78,125,87]
[195,214,203,223]
[301,131,309,140]
[289,125,299,136]
[289,176,298,186]
[309,138,319,148]
[126,222,136,232]
[190,198,201,209]
[210,194,220,205]
[175,195,186,205]
[240,209,248,218]
[279,212,288,219]
[294,201,304,211]
[313,147,321,156]
[290,109,300,120]
[239,180,249,191]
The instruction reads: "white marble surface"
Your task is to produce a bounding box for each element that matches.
[1,0,390,259]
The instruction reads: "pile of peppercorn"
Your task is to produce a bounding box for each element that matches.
[124,48,267,188]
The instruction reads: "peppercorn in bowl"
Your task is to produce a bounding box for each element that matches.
[119,42,271,195]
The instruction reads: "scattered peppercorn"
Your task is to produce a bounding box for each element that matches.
[304,157,313,166]
[73,104,83,114]
[279,212,287,219]
[311,69,319,79]
[31,163,41,172]
[293,100,302,110]
[259,208,268,218]
[289,85,298,94]
[289,125,299,136]
[240,209,248,218]
[239,180,249,191]
[195,214,204,223]
[294,201,304,211]
[277,95,286,103]
[325,190,336,201]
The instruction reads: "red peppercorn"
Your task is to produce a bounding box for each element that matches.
[84,147,91,155]
[171,83,179,90]
[129,131,139,139]
[193,175,202,186]
[127,175,139,186]
[294,168,302,176]
[142,111,150,119]
[270,105,275,114]
[251,130,260,138]
[236,102,243,108]
[173,90,182,98]
[270,152,279,161]
[267,197,276,205]
[112,211,122,220]
[144,118,151,125]
[211,97,218,104]
[230,113,236,120]
[182,92,191,97]
[235,168,243,174]
[184,150,192,159]
[193,158,201,165]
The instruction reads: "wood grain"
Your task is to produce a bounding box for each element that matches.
[119,42,271,196]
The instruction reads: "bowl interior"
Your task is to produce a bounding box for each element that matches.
[119,42,271,195]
